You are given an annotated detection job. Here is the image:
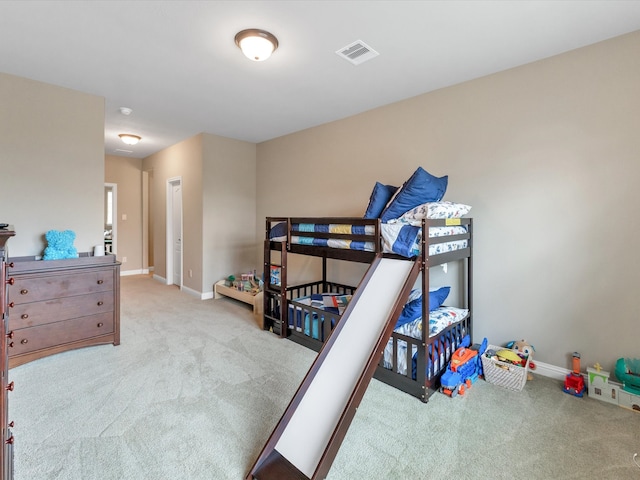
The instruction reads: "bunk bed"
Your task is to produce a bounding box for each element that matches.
[263,213,473,403]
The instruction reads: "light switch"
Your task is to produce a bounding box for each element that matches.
[122,214,127,221]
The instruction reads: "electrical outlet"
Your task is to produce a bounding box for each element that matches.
[189,269,193,278]
[122,256,127,263]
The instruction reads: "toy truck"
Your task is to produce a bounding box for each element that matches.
[441,336,487,397]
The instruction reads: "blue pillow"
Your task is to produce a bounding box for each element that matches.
[363,182,398,219]
[429,286,450,311]
[380,167,448,222]
[269,222,287,239]
[395,296,422,329]
[394,286,451,329]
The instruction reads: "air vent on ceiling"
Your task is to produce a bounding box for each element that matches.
[335,40,379,65]
[115,148,133,154]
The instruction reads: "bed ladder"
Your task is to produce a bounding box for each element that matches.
[246,254,421,480]
[263,218,288,337]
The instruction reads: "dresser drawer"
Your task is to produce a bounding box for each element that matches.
[9,312,114,356]
[9,269,114,304]
[9,291,114,329]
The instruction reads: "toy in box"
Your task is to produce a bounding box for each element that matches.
[482,344,531,391]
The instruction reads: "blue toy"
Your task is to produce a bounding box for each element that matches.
[440,335,487,397]
[43,229,79,260]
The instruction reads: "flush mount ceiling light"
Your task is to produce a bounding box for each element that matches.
[118,134,141,146]
[235,29,278,61]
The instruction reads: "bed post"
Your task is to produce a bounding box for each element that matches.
[420,218,429,402]
[322,255,327,291]
[467,218,473,340]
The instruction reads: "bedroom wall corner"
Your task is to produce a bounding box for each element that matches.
[202,133,257,297]
[142,134,204,292]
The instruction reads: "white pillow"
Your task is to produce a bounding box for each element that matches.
[395,201,471,225]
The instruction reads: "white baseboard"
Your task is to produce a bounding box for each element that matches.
[185,287,213,300]
[532,360,571,381]
[201,291,214,300]
[181,285,201,299]
[153,273,166,283]
[121,269,145,277]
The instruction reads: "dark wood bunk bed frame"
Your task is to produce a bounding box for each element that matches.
[263,216,473,403]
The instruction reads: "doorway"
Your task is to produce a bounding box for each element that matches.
[166,177,183,288]
[104,183,117,255]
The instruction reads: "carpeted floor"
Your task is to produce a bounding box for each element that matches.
[8,275,640,479]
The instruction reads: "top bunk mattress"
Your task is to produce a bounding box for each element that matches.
[269,221,470,258]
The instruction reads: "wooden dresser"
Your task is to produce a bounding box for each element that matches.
[1,228,16,480]
[6,254,120,368]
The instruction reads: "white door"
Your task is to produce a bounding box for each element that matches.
[172,184,182,286]
[104,183,117,255]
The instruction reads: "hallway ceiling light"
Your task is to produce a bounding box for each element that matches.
[234,29,278,61]
[119,134,141,145]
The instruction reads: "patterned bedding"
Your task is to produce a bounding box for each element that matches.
[383,306,469,378]
[271,222,468,258]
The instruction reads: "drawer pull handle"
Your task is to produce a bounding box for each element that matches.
[20,339,28,345]
[7,278,14,286]
[8,421,14,428]
[6,331,13,339]
[20,289,28,295]
[97,280,104,284]
[21,314,28,320]
[5,436,13,445]
[6,382,14,392]
[7,262,14,268]
[97,322,104,328]
[97,301,104,306]
[8,302,14,308]
[8,342,13,348]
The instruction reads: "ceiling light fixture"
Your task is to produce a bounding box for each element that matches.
[119,134,141,146]
[235,29,278,62]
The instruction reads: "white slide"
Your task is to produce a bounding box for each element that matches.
[247,257,418,480]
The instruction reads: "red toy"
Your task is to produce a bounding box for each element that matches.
[563,352,585,397]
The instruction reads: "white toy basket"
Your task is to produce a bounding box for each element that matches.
[481,344,529,391]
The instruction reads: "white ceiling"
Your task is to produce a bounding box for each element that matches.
[2,1,640,159]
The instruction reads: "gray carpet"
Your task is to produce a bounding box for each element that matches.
[8,275,640,479]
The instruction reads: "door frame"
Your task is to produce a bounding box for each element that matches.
[166,177,183,288]
[104,183,117,255]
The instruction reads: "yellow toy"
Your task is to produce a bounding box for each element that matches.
[495,349,523,365]
[506,339,536,380]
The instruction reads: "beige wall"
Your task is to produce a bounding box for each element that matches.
[142,133,256,297]
[105,155,143,272]
[0,73,104,257]
[202,133,257,291]
[143,135,204,293]
[256,31,640,372]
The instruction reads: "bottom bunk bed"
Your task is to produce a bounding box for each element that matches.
[267,283,471,401]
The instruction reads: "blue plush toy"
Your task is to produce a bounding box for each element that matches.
[43,230,79,260]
